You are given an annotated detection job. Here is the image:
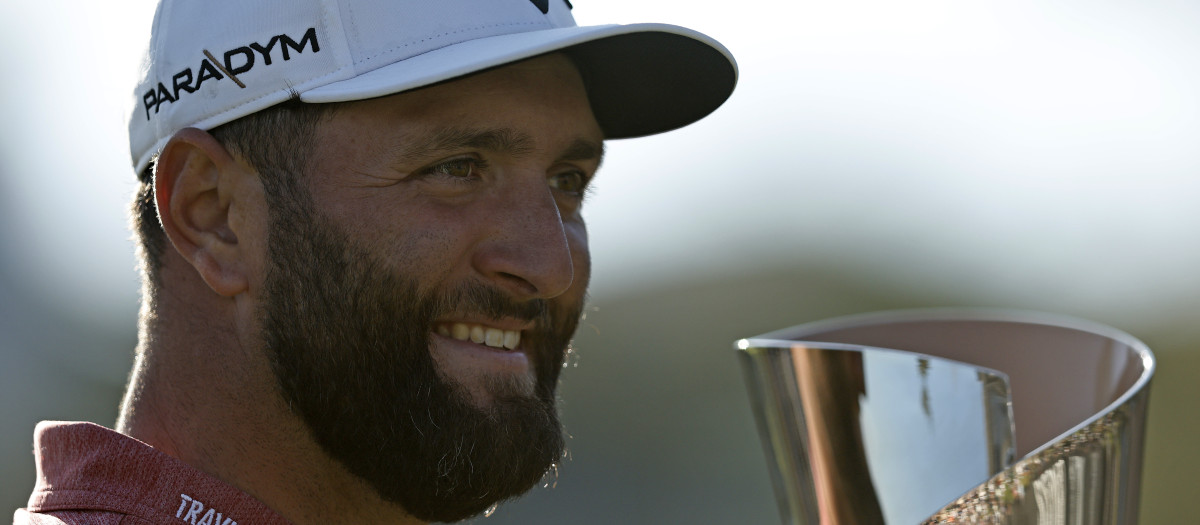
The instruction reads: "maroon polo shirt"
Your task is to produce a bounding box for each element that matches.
[14,421,290,525]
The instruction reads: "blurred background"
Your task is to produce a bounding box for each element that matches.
[2,0,1197,523]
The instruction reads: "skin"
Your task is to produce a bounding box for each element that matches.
[117,53,603,525]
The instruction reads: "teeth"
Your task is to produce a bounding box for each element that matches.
[485,328,504,347]
[441,322,521,350]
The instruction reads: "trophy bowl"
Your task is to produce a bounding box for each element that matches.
[737,308,1154,524]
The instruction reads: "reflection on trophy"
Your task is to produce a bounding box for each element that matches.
[737,309,1154,524]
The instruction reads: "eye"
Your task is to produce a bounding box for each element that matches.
[548,170,589,195]
[419,157,486,180]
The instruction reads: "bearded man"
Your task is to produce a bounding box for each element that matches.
[15,1,735,523]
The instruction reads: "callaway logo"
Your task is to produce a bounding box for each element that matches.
[142,27,321,120]
[528,0,572,14]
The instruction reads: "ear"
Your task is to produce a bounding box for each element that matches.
[154,127,252,297]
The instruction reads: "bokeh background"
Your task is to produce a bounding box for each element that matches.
[3,0,1197,522]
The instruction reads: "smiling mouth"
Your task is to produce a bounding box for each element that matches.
[435,323,521,350]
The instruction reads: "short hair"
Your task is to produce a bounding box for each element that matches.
[130,98,340,289]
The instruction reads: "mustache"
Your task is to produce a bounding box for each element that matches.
[430,281,551,327]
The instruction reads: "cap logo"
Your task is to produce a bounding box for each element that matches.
[528,0,572,13]
[202,50,247,89]
[142,27,321,121]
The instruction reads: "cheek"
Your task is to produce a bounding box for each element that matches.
[372,206,480,285]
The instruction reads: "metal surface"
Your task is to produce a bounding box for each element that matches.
[737,308,1155,524]
[738,340,1016,524]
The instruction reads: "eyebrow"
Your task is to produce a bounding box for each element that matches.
[392,126,604,166]
[561,137,605,168]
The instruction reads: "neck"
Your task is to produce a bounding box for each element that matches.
[117,263,423,525]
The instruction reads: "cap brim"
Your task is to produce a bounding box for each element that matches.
[300,23,737,139]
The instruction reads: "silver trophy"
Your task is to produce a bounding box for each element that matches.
[737,309,1154,524]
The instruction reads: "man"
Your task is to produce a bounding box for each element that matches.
[15,0,735,523]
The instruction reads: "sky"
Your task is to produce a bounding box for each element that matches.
[2,0,1199,333]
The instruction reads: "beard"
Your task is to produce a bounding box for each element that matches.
[258,185,580,522]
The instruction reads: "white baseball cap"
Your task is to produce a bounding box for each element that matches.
[129,0,738,174]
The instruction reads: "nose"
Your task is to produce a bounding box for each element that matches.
[472,177,575,299]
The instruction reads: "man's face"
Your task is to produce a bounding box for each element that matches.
[255,54,603,521]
